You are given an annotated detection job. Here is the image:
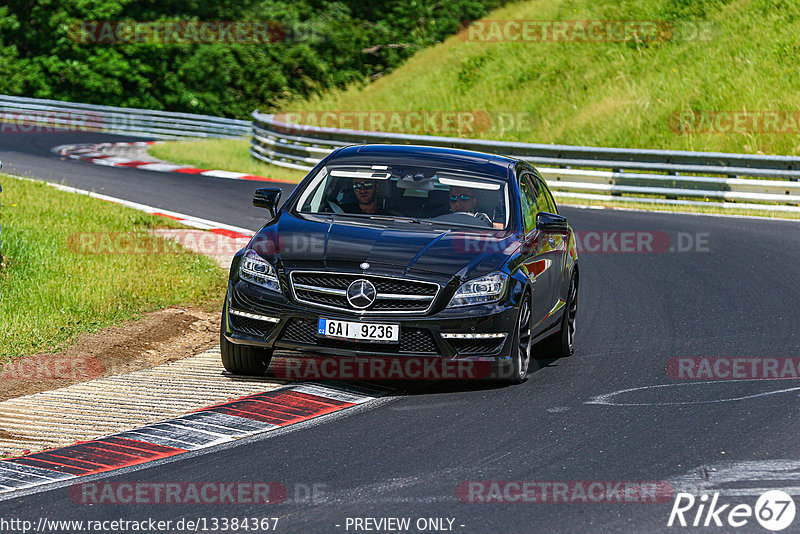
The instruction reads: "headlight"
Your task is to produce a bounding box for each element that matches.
[239,249,280,292]
[447,272,508,308]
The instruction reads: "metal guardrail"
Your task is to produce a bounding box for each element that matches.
[250,111,800,212]
[0,95,250,139]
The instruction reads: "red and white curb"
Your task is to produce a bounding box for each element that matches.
[9,173,256,240]
[52,141,286,183]
[0,382,388,496]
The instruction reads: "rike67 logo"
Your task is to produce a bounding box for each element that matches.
[668,490,796,531]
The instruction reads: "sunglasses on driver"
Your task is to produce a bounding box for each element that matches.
[353,182,376,191]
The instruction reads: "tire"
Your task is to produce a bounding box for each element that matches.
[220,333,273,376]
[550,273,577,358]
[220,314,273,376]
[506,292,533,385]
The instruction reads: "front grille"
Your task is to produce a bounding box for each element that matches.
[447,338,505,355]
[371,300,433,311]
[279,319,438,354]
[280,318,317,344]
[229,315,276,338]
[295,289,348,309]
[399,329,438,353]
[290,271,439,314]
[291,273,350,289]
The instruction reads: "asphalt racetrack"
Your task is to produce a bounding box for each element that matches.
[2,132,800,533]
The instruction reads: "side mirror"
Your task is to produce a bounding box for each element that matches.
[536,212,569,232]
[253,188,282,220]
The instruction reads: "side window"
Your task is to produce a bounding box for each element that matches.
[525,169,556,214]
[518,173,539,233]
[544,184,558,214]
[532,174,557,214]
[533,175,550,215]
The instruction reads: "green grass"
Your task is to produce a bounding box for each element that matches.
[0,174,226,360]
[289,0,800,156]
[148,139,308,183]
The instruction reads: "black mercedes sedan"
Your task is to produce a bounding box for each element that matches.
[221,144,578,384]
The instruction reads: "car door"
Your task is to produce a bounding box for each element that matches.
[531,171,569,329]
[517,171,553,328]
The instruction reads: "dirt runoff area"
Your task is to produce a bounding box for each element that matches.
[0,307,222,403]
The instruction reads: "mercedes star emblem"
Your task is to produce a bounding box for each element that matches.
[346,279,377,309]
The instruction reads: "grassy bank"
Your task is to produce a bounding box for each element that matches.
[296,0,800,156]
[0,174,226,360]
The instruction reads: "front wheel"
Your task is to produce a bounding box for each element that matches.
[506,293,533,384]
[220,330,273,376]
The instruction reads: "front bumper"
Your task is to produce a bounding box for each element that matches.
[223,280,519,362]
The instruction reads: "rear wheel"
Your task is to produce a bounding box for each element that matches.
[550,273,577,358]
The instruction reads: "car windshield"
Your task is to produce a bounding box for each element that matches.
[295,164,510,230]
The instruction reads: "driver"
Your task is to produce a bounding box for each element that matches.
[343,178,389,215]
[448,186,492,225]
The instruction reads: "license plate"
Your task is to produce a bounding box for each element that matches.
[317,318,399,343]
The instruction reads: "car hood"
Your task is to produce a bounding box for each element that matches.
[250,213,519,280]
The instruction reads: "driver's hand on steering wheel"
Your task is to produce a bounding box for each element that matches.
[452,211,492,226]
[472,212,492,225]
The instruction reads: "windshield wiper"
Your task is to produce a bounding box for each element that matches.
[322,212,485,229]
[367,215,432,225]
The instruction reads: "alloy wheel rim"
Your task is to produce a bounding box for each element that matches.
[567,278,577,351]
[517,298,532,379]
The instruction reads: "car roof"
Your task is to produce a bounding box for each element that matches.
[329,144,517,179]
